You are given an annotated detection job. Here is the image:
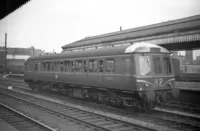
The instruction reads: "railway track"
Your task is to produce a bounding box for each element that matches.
[0,88,156,131]
[0,103,55,131]
[1,78,200,130]
[159,100,200,114]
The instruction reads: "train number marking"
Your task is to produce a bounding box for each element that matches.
[155,78,163,87]
[159,78,163,86]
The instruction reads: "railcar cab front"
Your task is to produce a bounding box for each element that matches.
[125,43,178,104]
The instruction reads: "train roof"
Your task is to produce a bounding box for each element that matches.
[27,42,169,61]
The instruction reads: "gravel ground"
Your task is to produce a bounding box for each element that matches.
[0,95,94,131]
[0,119,18,131]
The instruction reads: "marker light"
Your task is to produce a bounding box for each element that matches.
[168,82,172,86]
[144,83,149,88]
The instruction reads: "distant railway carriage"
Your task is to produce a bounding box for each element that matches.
[24,42,178,111]
[172,60,200,82]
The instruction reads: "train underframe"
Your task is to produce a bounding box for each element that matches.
[27,80,173,112]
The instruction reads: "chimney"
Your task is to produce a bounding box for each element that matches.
[120,26,122,31]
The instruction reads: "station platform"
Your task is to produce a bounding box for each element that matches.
[0,119,17,131]
[0,74,24,79]
[175,81,200,91]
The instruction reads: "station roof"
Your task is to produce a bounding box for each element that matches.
[62,15,200,50]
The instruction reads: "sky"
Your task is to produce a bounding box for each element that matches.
[0,0,200,54]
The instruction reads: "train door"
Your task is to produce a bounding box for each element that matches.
[82,60,88,85]
[97,59,104,87]
[31,62,36,81]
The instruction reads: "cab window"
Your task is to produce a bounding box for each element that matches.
[163,56,172,74]
[139,56,151,75]
[152,56,162,74]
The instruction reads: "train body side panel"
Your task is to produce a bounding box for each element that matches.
[25,70,137,91]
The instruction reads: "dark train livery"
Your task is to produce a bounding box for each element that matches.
[24,42,178,111]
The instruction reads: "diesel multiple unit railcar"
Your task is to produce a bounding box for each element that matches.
[24,42,178,111]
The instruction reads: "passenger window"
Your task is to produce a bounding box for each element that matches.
[71,61,74,72]
[43,62,46,71]
[74,61,82,72]
[47,62,50,71]
[105,59,115,72]
[64,61,70,72]
[60,61,64,71]
[125,58,131,73]
[35,63,38,72]
[89,60,98,72]
[99,60,103,72]
[54,61,58,71]
[56,61,60,72]
[77,61,82,72]
[39,62,42,71]
[50,62,53,71]
[93,60,98,72]
[89,60,93,72]
[83,60,87,72]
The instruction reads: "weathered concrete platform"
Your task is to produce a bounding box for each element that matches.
[175,81,200,91]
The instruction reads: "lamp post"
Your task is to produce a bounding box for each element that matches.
[4,33,7,73]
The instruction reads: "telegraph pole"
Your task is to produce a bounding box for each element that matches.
[5,0,10,73]
[4,33,7,73]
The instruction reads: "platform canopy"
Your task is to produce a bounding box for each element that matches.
[62,15,200,52]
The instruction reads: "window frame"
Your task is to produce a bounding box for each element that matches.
[105,58,115,73]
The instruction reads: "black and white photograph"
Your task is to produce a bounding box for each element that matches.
[0,0,200,131]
